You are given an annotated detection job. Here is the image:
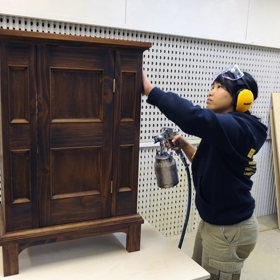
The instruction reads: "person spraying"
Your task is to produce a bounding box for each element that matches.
[142,65,267,280]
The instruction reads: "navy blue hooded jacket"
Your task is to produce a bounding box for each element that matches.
[147,87,267,225]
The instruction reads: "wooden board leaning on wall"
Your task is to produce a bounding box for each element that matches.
[271,93,280,229]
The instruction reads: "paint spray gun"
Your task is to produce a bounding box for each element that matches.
[153,127,180,189]
[153,127,192,249]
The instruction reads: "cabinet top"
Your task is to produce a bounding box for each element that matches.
[0,29,152,50]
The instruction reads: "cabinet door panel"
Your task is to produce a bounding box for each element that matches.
[50,68,102,120]
[0,42,38,231]
[38,45,114,226]
[113,50,143,216]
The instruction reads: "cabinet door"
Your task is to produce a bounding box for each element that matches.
[37,44,114,226]
[0,42,38,231]
[112,49,143,216]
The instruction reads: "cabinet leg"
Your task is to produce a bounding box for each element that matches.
[126,223,141,252]
[2,243,19,276]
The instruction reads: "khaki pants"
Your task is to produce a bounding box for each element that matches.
[192,216,258,280]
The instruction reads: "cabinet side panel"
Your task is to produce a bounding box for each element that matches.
[0,41,37,231]
[0,44,3,207]
[114,50,143,216]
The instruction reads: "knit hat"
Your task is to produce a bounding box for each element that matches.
[213,66,258,112]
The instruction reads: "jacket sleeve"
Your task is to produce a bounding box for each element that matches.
[147,87,223,137]
[146,87,250,156]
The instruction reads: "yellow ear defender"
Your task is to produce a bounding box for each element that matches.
[235,89,254,112]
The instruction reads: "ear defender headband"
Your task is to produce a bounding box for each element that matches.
[215,65,255,113]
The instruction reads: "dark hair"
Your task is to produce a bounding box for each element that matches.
[214,71,258,101]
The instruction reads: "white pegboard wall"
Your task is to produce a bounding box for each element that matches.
[138,146,200,236]
[0,14,278,237]
[252,140,276,217]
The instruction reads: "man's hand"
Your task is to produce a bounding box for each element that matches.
[142,71,154,96]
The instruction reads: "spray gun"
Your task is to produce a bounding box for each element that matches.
[153,127,192,249]
[153,127,179,189]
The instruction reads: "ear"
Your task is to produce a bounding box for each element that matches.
[235,89,254,112]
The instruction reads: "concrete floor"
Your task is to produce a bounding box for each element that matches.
[175,214,280,280]
[241,215,280,280]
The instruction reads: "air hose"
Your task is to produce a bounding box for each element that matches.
[153,127,192,249]
[176,149,192,249]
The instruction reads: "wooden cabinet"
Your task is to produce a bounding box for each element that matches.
[0,29,151,276]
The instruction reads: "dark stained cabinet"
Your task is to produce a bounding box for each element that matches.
[0,29,151,276]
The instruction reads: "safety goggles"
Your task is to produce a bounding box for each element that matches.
[215,64,244,81]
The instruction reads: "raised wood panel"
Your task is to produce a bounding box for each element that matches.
[4,147,35,231]
[50,68,102,121]
[120,72,136,120]
[50,147,102,198]
[49,146,104,225]
[8,66,30,123]
[116,192,137,216]
[119,123,139,144]
[116,145,136,215]
[5,203,34,232]
[118,145,134,192]
[4,43,36,149]
[10,149,31,203]
[5,43,34,125]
